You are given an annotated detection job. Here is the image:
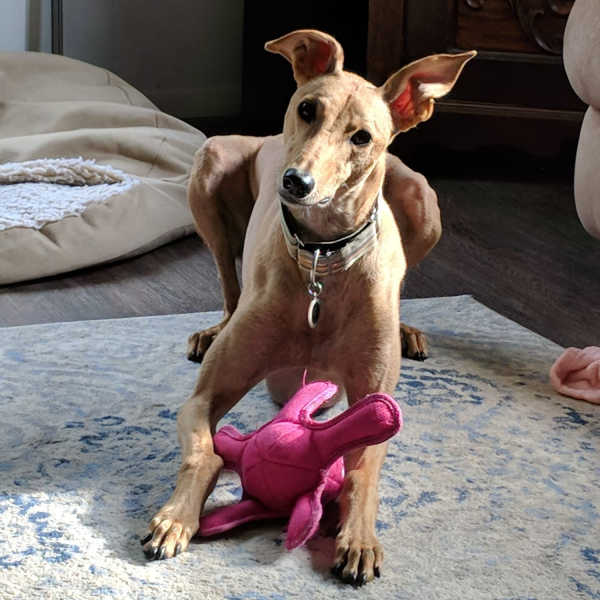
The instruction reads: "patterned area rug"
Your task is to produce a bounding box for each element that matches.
[1,296,599,600]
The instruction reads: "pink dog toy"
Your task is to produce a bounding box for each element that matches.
[199,381,402,549]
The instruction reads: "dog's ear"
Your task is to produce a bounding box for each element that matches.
[265,29,344,86]
[381,51,476,134]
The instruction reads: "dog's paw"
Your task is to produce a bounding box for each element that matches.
[140,509,198,561]
[187,330,215,363]
[400,322,428,361]
[331,530,383,586]
[187,320,228,363]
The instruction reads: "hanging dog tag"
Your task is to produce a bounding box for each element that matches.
[308,297,320,329]
[307,249,322,329]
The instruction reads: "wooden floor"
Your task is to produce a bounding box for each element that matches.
[402,175,600,348]
[1,169,598,348]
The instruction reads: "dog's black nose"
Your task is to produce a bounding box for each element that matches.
[282,168,315,199]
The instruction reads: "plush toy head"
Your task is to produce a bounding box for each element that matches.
[199,381,402,549]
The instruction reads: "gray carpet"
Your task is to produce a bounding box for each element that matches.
[0,296,598,599]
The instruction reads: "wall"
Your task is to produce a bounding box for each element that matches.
[0,0,27,52]
[0,0,51,53]
[61,0,244,118]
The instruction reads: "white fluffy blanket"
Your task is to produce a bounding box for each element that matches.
[0,158,138,231]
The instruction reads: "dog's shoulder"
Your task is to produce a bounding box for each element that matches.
[256,134,284,161]
[254,134,285,189]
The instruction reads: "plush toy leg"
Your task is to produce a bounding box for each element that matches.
[309,394,402,465]
[286,488,325,550]
[276,380,338,421]
[285,462,345,550]
[199,498,285,537]
[213,425,247,470]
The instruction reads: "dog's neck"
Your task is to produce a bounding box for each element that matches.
[279,169,383,329]
[281,161,385,244]
[281,190,380,249]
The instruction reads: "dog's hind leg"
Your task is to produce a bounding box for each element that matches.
[186,135,265,362]
[384,153,441,360]
[384,152,441,269]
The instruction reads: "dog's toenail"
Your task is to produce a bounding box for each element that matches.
[374,566,381,578]
[140,533,152,545]
[144,546,158,560]
[158,547,166,560]
[175,543,182,556]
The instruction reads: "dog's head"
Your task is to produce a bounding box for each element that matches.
[266,30,474,235]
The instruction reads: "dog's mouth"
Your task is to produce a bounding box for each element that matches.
[278,188,331,207]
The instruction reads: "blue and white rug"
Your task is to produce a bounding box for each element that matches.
[0,296,598,599]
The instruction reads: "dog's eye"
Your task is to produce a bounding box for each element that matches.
[350,130,371,146]
[298,101,316,123]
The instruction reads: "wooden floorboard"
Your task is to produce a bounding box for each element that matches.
[1,176,598,348]
[0,237,222,326]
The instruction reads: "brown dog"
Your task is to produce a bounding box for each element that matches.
[141,30,474,585]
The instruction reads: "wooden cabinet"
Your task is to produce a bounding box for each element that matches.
[368,0,584,121]
[456,0,572,54]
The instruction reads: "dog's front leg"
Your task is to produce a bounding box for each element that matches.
[333,344,401,585]
[142,304,284,560]
[333,442,389,585]
[141,395,222,560]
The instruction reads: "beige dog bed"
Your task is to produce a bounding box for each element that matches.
[0,52,205,284]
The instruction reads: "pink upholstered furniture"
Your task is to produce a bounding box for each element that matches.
[563,0,600,239]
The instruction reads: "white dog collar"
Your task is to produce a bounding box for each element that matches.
[279,192,381,277]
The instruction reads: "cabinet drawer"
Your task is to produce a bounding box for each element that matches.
[456,0,571,55]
